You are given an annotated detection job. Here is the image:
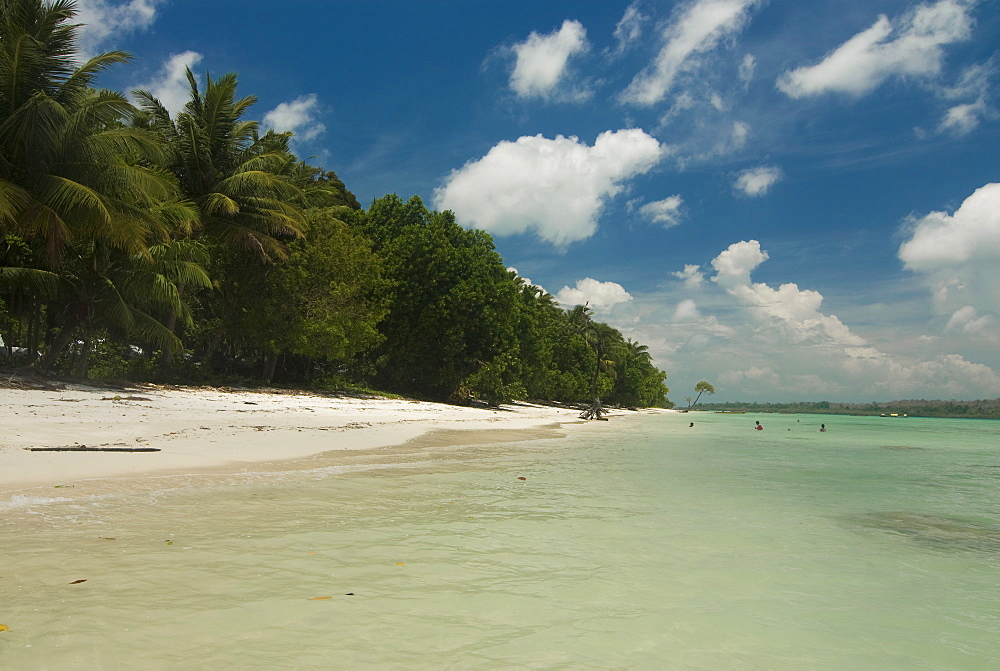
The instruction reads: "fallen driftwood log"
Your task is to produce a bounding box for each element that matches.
[26,445,161,452]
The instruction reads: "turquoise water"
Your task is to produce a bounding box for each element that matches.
[2,412,999,669]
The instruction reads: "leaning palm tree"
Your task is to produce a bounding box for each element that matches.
[690,380,716,408]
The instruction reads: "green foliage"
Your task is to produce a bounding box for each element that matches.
[0,4,671,407]
[690,380,715,407]
[285,163,361,210]
[355,195,521,400]
[463,352,528,406]
[216,207,388,371]
[0,1,177,266]
[610,340,670,408]
[133,68,305,260]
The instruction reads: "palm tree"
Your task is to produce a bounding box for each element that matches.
[134,70,308,371]
[624,338,651,364]
[691,380,716,408]
[0,0,180,263]
[32,238,211,373]
[132,69,305,260]
[0,0,198,368]
[569,304,624,420]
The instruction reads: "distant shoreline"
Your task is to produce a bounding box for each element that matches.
[693,400,1000,420]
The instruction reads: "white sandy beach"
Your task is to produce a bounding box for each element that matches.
[1,382,652,495]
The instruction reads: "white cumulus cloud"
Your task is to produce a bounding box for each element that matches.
[945,305,996,339]
[777,0,974,98]
[734,165,782,196]
[712,240,864,347]
[898,183,1000,268]
[621,0,759,106]
[434,129,665,246]
[673,298,701,321]
[509,20,589,100]
[555,278,633,310]
[133,50,202,117]
[710,239,768,286]
[631,237,1000,401]
[263,94,326,143]
[672,264,705,288]
[938,99,990,135]
[75,0,163,60]
[640,195,684,227]
[898,183,1000,323]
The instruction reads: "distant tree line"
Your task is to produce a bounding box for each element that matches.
[0,1,670,409]
[696,400,1000,420]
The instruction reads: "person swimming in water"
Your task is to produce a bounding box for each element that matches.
[755,420,763,431]
[820,424,827,432]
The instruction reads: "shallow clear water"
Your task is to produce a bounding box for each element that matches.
[2,412,999,669]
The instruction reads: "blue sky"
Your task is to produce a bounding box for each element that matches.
[83,0,999,402]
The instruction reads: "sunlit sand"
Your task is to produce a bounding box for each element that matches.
[0,383,665,494]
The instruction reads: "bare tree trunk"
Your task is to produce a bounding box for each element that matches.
[26,297,40,364]
[579,345,606,420]
[262,351,278,382]
[202,325,225,368]
[157,282,185,375]
[33,316,81,372]
[578,395,605,420]
[74,332,91,378]
[157,312,178,374]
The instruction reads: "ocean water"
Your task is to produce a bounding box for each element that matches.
[2,411,999,669]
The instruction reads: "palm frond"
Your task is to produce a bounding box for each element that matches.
[0,179,31,225]
[201,191,240,217]
[0,265,60,297]
[56,50,132,101]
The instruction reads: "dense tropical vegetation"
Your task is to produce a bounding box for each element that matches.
[0,0,670,410]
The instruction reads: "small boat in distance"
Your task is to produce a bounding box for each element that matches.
[715,410,747,414]
[880,413,908,417]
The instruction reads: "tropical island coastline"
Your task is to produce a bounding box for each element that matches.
[694,399,1000,420]
[0,1,671,427]
[0,379,669,498]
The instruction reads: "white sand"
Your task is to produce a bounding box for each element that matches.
[0,383,619,493]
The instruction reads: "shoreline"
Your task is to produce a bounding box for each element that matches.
[1,382,666,497]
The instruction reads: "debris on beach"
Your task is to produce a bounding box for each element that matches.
[27,445,161,452]
[69,579,87,584]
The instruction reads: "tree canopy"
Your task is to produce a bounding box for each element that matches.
[0,1,671,411]
[690,381,716,408]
